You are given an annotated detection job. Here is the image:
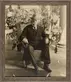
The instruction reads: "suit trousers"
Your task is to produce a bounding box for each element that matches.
[22,40,51,70]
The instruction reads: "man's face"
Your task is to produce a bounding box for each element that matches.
[31,21,35,26]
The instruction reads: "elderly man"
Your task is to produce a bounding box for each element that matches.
[18,16,52,75]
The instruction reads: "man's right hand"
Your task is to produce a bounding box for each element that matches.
[22,37,28,44]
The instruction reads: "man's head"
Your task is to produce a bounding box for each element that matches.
[29,14,36,25]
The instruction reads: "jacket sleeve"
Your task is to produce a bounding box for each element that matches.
[42,28,46,38]
[18,26,28,42]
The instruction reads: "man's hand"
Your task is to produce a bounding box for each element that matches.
[22,37,28,44]
[45,38,49,44]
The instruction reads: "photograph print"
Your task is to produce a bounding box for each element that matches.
[5,4,66,77]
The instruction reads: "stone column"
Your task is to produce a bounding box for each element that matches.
[59,5,66,45]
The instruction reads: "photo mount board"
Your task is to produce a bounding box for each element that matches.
[0,0,71,82]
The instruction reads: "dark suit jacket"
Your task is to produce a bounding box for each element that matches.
[18,24,45,48]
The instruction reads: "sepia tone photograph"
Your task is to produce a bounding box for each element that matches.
[4,4,66,77]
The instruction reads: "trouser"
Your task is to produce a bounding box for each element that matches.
[40,44,51,64]
[28,45,38,71]
[22,44,38,73]
[22,41,51,71]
